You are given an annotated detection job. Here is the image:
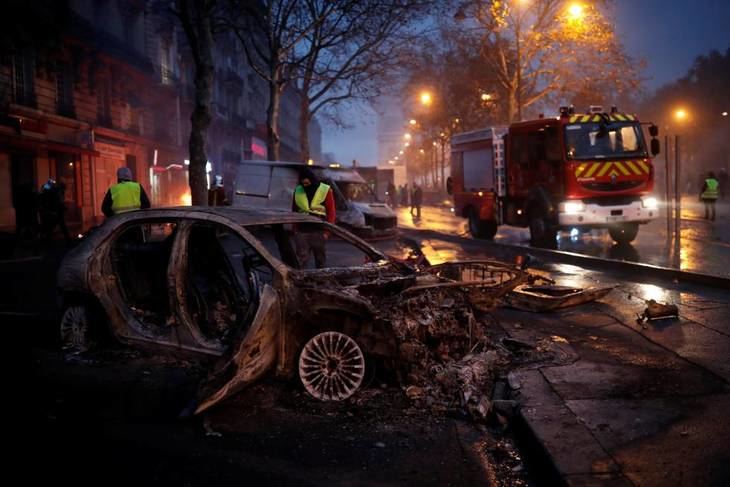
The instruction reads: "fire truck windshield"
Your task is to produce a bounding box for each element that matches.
[565,122,647,160]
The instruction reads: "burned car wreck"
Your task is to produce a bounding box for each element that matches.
[57,207,527,415]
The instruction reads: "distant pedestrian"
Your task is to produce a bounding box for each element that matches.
[38,178,71,242]
[401,183,409,207]
[699,171,719,221]
[718,167,728,200]
[387,181,397,207]
[411,185,423,218]
[102,167,150,217]
[208,175,230,206]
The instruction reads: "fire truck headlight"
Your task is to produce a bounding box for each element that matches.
[562,201,586,215]
[642,197,658,210]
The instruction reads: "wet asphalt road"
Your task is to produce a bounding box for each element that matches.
[395,197,730,278]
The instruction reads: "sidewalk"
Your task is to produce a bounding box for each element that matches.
[494,269,730,486]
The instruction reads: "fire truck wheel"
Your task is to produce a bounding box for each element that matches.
[609,223,639,244]
[528,210,556,247]
[468,211,497,239]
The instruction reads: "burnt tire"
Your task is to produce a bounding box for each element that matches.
[298,331,366,401]
[60,305,93,354]
[468,210,498,239]
[528,209,556,247]
[609,223,639,244]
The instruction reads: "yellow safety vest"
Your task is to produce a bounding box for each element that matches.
[702,178,719,200]
[110,181,142,214]
[294,183,330,217]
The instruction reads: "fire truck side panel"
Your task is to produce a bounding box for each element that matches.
[503,120,565,226]
[451,138,497,221]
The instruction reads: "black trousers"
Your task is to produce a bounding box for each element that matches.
[702,199,716,221]
[295,231,326,269]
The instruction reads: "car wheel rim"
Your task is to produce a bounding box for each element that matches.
[60,306,89,352]
[299,331,365,401]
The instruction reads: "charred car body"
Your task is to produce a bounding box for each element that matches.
[57,207,524,414]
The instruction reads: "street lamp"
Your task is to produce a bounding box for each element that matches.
[567,2,585,20]
[409,119,417,125]
[723,111,728,117]
[404,133,412,140]
[674,108,688,121]
[420,91,433,106]
[480,93,492,101]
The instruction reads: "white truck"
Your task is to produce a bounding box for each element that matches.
[232,160,397,238]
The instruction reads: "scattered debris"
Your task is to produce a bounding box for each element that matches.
[640,299,679,321]
[503,284,614,312]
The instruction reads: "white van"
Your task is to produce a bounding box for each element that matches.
[232,160,397,238]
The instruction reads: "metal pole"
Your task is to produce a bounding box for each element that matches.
[440,138,446,193]
[516,20,522,121]
[674,135,681,258]
[664,134,671,240]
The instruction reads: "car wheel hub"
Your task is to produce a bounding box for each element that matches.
[299,331,365,401]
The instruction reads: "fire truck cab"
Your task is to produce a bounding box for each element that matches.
[448,106,661,245]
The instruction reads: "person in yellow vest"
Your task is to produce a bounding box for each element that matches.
[699,171,719,221]
[102,167,150,217]
[291,168,336,268]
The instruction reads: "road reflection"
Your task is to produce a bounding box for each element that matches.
[395,206,729,277]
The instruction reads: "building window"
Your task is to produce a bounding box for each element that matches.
[97,77,112,127]
[56,62,75,117]
[13,51,36,107]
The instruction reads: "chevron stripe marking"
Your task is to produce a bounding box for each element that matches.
[625,160,641,175]
[584,162,601,178]
[597,162,613,177]
[614,161,631,176]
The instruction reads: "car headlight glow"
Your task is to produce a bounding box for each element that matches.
[642,197,658,210]
[562,201,586,215]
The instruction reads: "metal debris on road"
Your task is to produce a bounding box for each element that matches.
[640,299,679,321]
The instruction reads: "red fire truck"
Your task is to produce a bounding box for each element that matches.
[447,106,661,245]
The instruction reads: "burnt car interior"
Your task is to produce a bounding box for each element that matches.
[186,223,266,343]
[112,221,177,329]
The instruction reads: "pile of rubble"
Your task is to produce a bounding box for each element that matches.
[383,287,508,420]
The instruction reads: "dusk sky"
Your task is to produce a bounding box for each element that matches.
[321,0,730,166]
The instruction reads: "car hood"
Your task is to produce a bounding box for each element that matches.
[348,201,395,217]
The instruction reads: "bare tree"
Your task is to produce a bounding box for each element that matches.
[226,0,325,161]
[174,0,217,205]
[295,0,432,162]
[452,0,642,122]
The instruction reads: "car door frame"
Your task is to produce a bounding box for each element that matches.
[90,216,182,350]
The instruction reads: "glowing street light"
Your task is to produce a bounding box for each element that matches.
[409,119,417,125]
[723,111,728,117]
[405,142,410,147]
[420,91,433,106]
[480,93,492,101]
[674,108,688,121]
[399,150,404,155]
[419,149,425,154]
[404,133,412,140]
[567,2,585,20]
